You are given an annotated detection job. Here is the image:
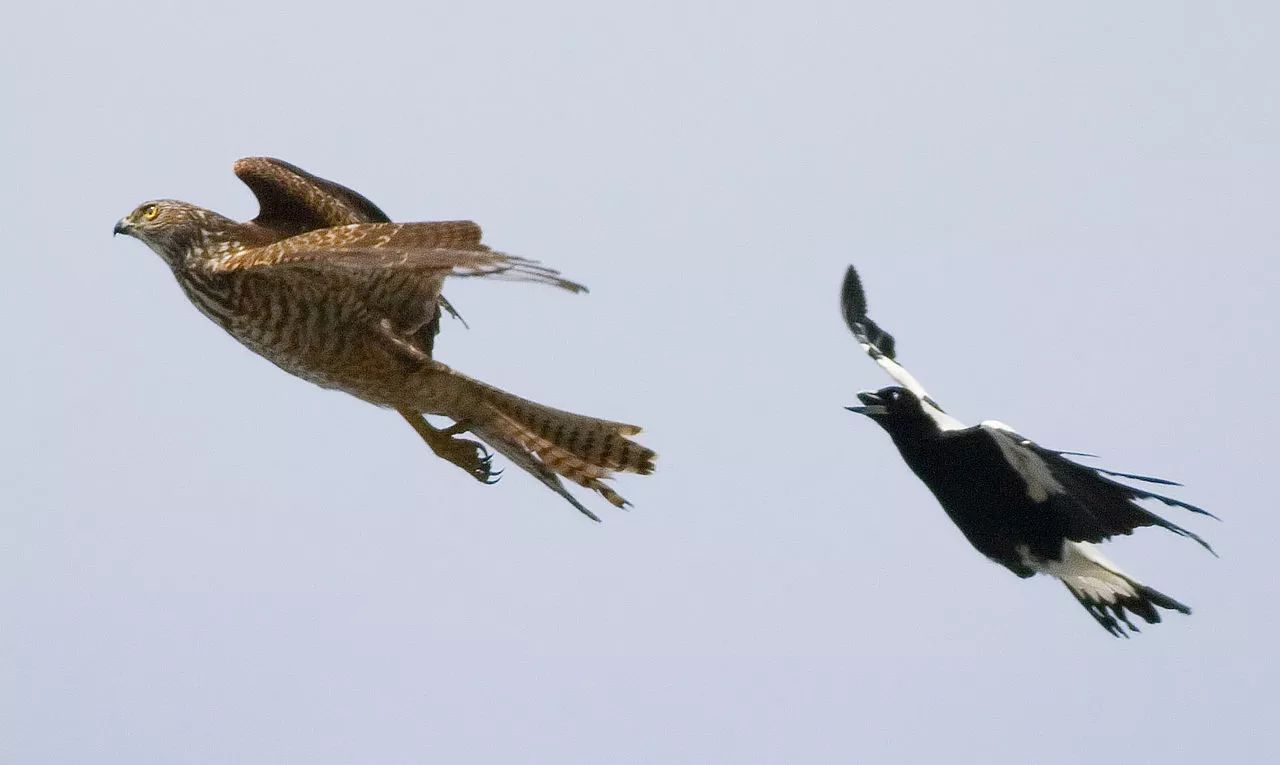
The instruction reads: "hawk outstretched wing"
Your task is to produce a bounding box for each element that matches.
[214,223,584,289]
[235,156,392,236]
[234,157,476,354]
[210,222,585,362]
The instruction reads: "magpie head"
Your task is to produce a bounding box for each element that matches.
[847,386,937,435]
[847,386,911,417]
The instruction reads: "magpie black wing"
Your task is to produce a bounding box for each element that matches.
[840,265,961,426]
[981,424,1215,553]
[841,264,897,359]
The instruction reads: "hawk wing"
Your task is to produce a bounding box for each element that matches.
[977,423,1216,552]
[841,264,964,429]
[234,157,472,352]
[234,156,392,236]
[216,223,585,290]
[211,223,586,362]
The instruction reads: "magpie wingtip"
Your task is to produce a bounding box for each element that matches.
[1186,531,1219,557]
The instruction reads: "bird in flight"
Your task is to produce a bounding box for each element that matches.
[115,157,654,520]
[840,264,1215,636]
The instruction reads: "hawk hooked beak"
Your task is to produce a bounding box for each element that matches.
[846,390,888,417]
[113,218,131,237]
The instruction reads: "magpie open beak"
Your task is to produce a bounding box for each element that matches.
[846,390,888,417]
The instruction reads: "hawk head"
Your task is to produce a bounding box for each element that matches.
[114,200,237,267]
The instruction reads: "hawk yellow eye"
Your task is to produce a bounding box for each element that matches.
[143,205,159,220]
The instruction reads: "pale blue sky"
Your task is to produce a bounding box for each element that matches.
[4,2,1278,762]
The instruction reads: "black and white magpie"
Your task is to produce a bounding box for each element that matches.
[841,264,1216,637]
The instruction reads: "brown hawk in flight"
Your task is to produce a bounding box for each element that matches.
[115,157,654,520]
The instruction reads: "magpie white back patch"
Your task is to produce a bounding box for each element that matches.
[981,420,1020,436]
[924,404,967,432]
[864,344,967,431]
[926,404,962,434]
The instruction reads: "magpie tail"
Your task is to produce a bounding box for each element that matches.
[1065,576,1191,639]
[1039,541,1192,638]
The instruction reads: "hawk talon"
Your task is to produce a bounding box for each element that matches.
[429,433,500,484]
[398,411,499,484]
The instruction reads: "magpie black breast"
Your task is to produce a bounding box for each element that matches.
[841,265,1216,637]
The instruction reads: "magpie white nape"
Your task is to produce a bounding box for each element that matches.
[841,266,1216,638]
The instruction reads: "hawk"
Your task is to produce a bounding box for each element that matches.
[115,157,655,520]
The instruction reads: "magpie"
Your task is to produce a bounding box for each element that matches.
[840,264,1216,637]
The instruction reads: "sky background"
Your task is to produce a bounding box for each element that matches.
[3,2,1278,762]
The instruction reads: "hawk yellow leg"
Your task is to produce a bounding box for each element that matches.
[397,409,501,484]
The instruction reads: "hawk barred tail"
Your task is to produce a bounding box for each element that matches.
[422,366,656,521]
